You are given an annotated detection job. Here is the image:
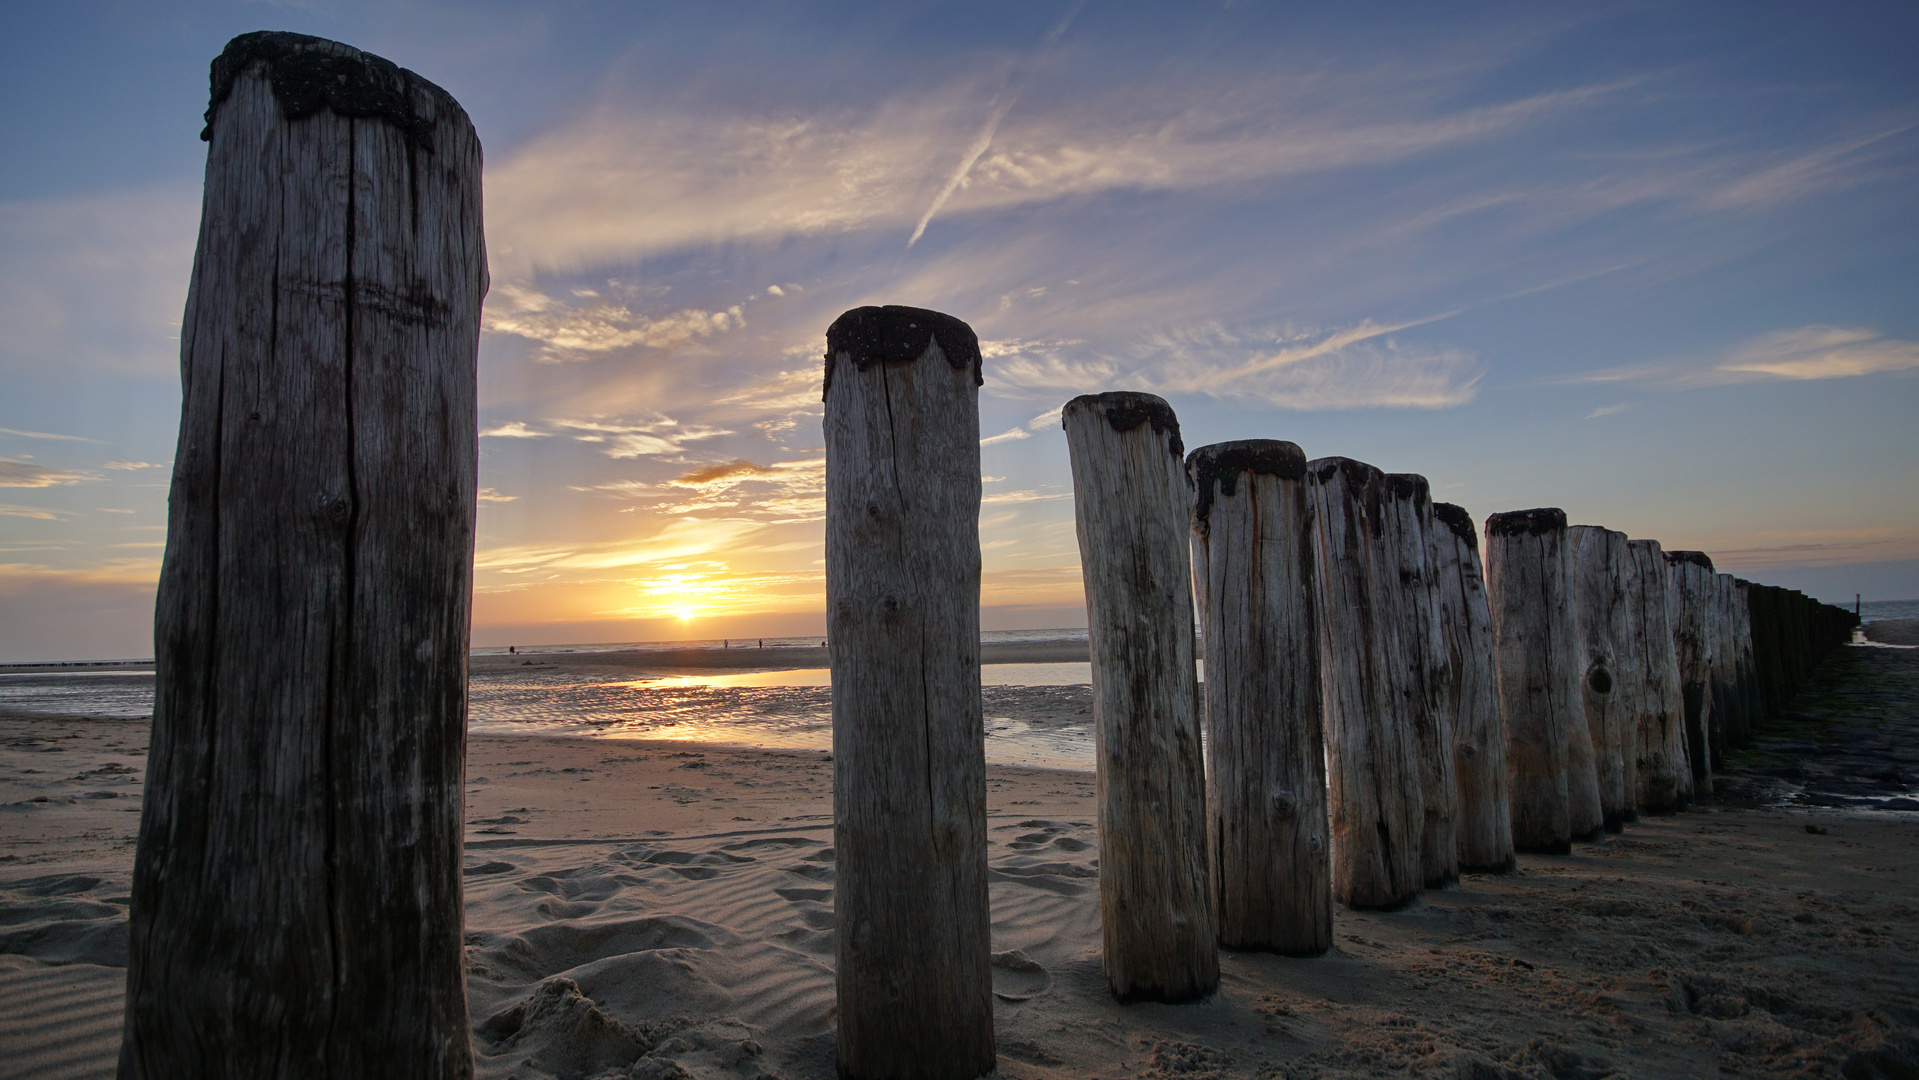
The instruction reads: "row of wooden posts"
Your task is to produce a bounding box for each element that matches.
[819,307,1857,1079]
[121,33,1857,1080]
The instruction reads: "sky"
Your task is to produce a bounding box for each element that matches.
[1,1,1915,661]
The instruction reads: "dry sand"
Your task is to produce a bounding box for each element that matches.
[4,650,1918,1079]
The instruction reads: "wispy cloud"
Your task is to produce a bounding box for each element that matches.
[0,503,65,520]
[483,283,746,363]
[980,427,1033,446]
[578,457,828,524]
[1696,526,1919,570]
[0,427,101,443]
[480,421,550,439]
[477,488,518,503]
[980,319,1482,410]
[1708,326,1919,382]
[1567,326,1919,389]
[983,489,1070,505]
[475,516,767,576]
[1706,125,1917,209]
[552,415,735,458]
[1584,404,1630,419]
[0,459,98,488]
[483,73,1625,273]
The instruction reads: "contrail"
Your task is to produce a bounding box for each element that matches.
[907,0,1091,248]
[907,94,1018,248]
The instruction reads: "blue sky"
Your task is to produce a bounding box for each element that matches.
[2,1,1914,660]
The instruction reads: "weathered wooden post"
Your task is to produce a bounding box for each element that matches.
[1484,509,1594,852]
[1712,574,1755,750]
[1431,503,1512,872]
[122,33,484,1080]
[1666,550,1718,785]
[1569,525,1636,831]
[1065,393,1217,1001]
[825,306,993,1078]
[1730,580,1762,735]
[1188,440,1329,956]
[1384,474,1458,886]
[1307,457,1423,909]
[1625,539,1691,812]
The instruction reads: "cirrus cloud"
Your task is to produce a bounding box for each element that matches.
[0,459,99,488]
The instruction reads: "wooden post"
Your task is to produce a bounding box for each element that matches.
[123,33,483,1080]
[1065,393,1217,1001]
[1484,509,1590,853]
[1729,580,1761,736]
[1386,474,1458,886]
[1625,539,1691,812]
[1712,574,1754,750]
[1188,440,1329,956]
[1306,457,1423,909]
[1431,503,1512,873]
[1665,551,1718,786]
[1569,525,1636,832]
[825,305,993,1078]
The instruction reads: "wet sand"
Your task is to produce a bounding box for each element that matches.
[1862,619,1919,646]
[3,648,1916,1079]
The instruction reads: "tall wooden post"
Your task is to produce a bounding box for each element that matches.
[825,306,993,1078]
[1065,393,1217,1001]
[1386,474,1457,887]
[1307,457,1423,909]
[1625,539,1691,812]
[122,33,483,1080]
[1188,440,1329,956]
[1666,550,1718,786]
[1727,575,1757,751]
[1432,503,1512,872]
[1569,525,1636,832]
[1484,509,1589,853]
[1730,580,1759,739]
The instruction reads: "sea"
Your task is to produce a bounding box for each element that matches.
[0,628,1100,769]
[5,601,1916,771]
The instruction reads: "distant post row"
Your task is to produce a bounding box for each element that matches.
[822,306,1857,1080]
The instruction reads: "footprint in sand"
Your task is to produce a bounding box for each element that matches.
[991,949,1052,1001]
[1001,819,1095,853]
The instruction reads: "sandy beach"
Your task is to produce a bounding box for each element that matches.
[4,645,1917,1079]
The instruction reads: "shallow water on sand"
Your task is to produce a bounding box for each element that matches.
[463,667,1095,769]
[0,659,1099,770]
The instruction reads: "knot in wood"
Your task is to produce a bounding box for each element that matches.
[1186,440,1306,525]
[1062,391,1184,461]
[822,305,981,397]
[1269,786,1298,819]
[1486,507,1566,538]
[205,32,455,150]
[1432,502,1477,545]
[1587,666,1613,695]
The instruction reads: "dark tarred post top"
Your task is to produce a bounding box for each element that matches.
[824,305,981,396]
